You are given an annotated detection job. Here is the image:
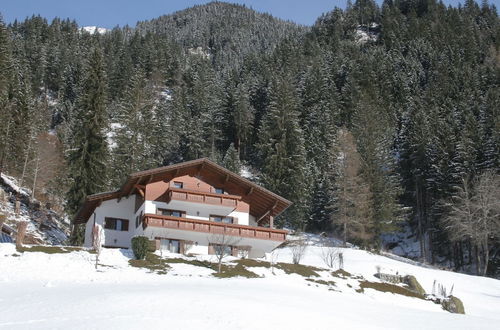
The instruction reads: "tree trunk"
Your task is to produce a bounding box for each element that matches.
[482,240,489,276]
[343,222,347,247]
[475,244,481,275]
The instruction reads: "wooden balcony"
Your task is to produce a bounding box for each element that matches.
[166,187,240,208]
[143,213,287,241]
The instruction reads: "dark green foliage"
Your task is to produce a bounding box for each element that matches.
[66,45,108,245]
[131,236,150,260]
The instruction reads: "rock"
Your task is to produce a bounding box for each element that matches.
[403,275,426,296]
[442,296,465,314]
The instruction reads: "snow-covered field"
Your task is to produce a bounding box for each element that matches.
[1,242,499,330]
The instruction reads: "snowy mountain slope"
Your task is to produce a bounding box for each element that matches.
[1,241,499,330]
[0,174,69,245]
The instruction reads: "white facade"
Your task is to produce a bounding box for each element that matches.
[83,195,283,257]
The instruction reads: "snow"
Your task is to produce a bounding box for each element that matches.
[0,173,30,198]
[81,26,109,34]
[1,238,499,329]
[0,174,68,244]
[106,123,123,150]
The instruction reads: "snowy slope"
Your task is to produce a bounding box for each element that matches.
[1,241,499,330]
[0,174,69,245]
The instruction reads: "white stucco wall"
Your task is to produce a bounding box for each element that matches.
[82,195,281,256]
[83,195,136,248]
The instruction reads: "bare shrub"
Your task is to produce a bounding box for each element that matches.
[268,248,280,275]
[208,232,241,273]
[320,245,341,269]
[291,239,307,264]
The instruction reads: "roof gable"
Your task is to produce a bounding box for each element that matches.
[74,158,292,224]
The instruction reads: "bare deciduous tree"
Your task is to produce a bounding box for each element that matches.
[330,128,374,248]
[442,171,500,275]
[208,232,241,273]
[268,248,280,275]
[291,239,307,264]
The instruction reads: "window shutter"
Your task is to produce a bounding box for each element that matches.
[122,220,129,231]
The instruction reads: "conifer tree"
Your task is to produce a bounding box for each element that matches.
[221,143,241,174]
[110,67,156,187]
[66,46,108,245]
[257,78,309,229]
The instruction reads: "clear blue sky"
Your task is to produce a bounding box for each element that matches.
[0,0,492,28]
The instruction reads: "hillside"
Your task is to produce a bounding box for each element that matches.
[135,1,307,68]
[0,174,68,245]
[1,238,499,329]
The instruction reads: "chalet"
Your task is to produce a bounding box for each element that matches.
[75,158,291,258]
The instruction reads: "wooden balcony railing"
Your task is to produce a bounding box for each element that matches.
[142,213,287,241]
[167,187,240,208]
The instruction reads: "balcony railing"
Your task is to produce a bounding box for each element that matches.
[143,213,287,241]
[166,187,240,208]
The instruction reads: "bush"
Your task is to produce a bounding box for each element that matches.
[131,236,150,260]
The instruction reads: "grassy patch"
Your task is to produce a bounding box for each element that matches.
[17,245,96,254]
[163,257,213,268]
[129,253,171,274]
[213,263,260,278]
[358,281,425,299]
[276,262,321,277]
[331,269,352,278]
[306,278,336,286]
[236,258,271,268]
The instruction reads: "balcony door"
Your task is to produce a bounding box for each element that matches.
[160,239,180,253]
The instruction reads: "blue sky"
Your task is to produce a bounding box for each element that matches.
[0,0,492,28]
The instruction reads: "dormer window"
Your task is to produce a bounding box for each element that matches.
[173,181,183,189]
[215,188,224,194]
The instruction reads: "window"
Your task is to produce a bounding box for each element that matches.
[160,239,180,253]
[214,188,224,194]
[173,181,183,189]
[211,244,232,256]
[104,217,129,231]
[211,215,233,224]
[135,211,144,228]
[158,208,184,217]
